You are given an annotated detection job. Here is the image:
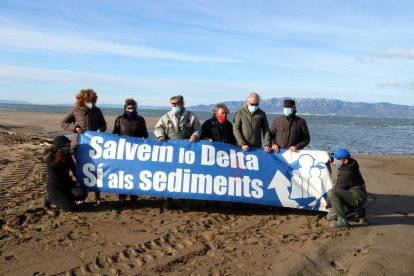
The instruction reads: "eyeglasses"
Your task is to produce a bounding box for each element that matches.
[249,103,259,106]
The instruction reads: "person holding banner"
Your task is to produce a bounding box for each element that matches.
[270,99,310,153]
[154,95,201,142]
[60,88,107,205]
[154,95,201,210]
[44,136,88,212]
[201,103,236,145]
[113,98,148,205]
[326,148,367,228]
[233,92,272,152]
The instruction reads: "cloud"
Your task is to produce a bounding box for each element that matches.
[376,80,414,89]
[0,26,241,63]
[371,48,414,59]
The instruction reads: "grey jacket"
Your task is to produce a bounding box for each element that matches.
[154,108,201,140]
[233,105,271,148]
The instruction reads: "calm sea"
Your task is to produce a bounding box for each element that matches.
[1,103,413,155]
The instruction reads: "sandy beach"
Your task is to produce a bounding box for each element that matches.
[1,111,413,275]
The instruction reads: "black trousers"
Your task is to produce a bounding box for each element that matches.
[48,186,88,212]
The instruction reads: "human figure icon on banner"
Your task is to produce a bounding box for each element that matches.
[289,154,328,208]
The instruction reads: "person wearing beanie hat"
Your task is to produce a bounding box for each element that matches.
[326,148,368,228]
[113,98,148,205]
[270,98,310,153]
[44,136,88,212]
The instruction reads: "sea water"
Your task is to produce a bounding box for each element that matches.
[1,103,413,155]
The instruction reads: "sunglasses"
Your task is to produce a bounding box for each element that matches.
[249,103,259,106]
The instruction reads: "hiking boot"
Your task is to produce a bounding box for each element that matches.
[177,199,189,211]
[95,196,102,206]
[346,208,366,222]
[163,198,173,210]
[326,210,336,221]
[330,217,350,229]
[44,195,51,208]
[130,195,139,204]
[118,197,126,207]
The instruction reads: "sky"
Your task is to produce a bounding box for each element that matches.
[0,0,413,107]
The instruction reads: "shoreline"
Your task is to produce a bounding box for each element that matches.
[0,111,413,274]
[1,111,413,156]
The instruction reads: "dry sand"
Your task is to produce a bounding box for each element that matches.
[0,111,413,275]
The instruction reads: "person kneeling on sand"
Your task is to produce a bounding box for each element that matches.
[326,148,368,228]
[44,136,88,212]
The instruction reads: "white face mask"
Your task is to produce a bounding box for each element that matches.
[85,102,93,109]
[172,106,182,113]
[125,108,135,113]
[248,105,259,113]
[283,107,293,116]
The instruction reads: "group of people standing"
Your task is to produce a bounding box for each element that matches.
[45,89,367,228]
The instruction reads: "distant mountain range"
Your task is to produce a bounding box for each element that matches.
[0,100,169,110]
[1,98,413,118]
[0,99,29,104]
[189,98,414,119]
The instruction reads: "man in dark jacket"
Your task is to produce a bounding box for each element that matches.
[270,99,310,152]
[326,148,368,228]
[233,92,272,152]
[201,103,236,145]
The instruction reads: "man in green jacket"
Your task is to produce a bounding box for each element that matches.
[233,92,272,152]
[326,148,368,228]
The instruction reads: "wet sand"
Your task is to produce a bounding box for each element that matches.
[1,111,413,275]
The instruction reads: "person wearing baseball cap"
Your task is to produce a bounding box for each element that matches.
[326,148,368,228]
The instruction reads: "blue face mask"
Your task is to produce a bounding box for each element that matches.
[248,105,259,113]
[334,159,344,169]
[284,107,293,117]
[172,106,182,113]
[61,146,71,153]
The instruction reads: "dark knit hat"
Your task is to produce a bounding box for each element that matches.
[53,136,70,150]
[124,98,137,108]
[283,99,296,107]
